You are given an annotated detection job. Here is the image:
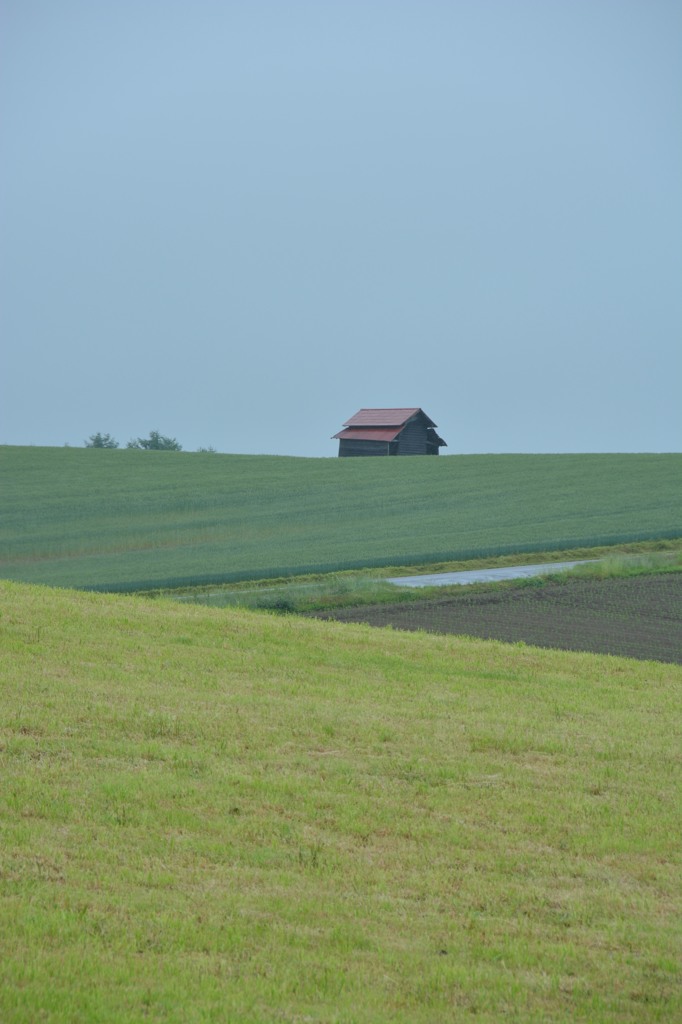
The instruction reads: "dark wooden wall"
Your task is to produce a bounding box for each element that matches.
[338,439,397,457]
[425,427,442,455]
[395,419,430,455]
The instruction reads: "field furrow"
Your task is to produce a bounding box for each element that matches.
[312,574,682,664]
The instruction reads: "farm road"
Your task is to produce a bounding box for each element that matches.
[387,560,595,588]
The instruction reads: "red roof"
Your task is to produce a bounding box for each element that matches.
[332,426,403,442]
[343,408,436,428]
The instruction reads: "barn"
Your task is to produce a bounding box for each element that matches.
[333,408,447,457]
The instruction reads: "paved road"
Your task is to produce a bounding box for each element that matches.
[387,560,596,588]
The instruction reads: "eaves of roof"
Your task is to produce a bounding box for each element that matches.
[332,427,403,442]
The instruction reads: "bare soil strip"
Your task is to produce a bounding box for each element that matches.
[312,574,682,664]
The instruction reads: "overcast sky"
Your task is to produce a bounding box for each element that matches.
[2,0,680,456]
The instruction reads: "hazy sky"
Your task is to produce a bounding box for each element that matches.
[2,1,680,456]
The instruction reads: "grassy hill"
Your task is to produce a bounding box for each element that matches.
[1,580,680,1022]
[1,445,681,591]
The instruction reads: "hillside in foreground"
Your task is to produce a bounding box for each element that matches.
[1,581,680,1022]
[1,446,681,590]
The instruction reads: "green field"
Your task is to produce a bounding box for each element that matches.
[1,580,681,1022]
[1,446,681,591]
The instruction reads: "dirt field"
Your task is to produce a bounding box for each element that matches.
[312,573,682,664]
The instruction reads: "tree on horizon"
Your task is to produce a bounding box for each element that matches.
[126,430,182,451]
[85,432,119,448]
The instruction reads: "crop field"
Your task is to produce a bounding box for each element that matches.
[1,580,681,1022]
[312,573,682,665]
[1,445,681,591]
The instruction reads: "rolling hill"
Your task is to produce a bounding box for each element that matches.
[1,446,680,590]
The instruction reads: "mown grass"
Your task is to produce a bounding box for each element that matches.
[1,581,681,1022]
[1,446,681,591]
